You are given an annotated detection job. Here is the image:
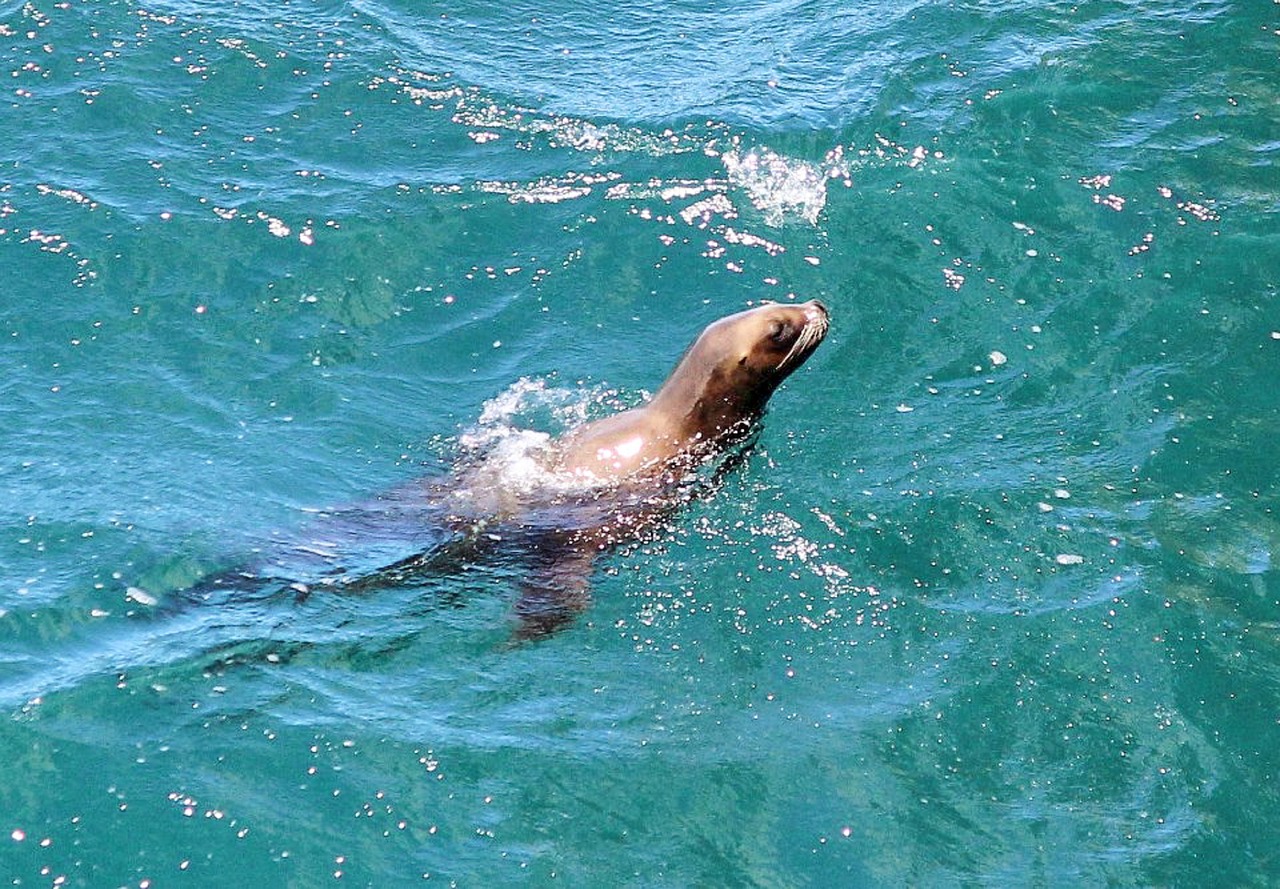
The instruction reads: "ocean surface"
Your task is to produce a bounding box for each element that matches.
[3,0,1278,884]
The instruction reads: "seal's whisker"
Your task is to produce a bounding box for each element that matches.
[777,317,828,371]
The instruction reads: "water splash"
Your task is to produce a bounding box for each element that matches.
[719,144,851,226]
[456,377,625,497]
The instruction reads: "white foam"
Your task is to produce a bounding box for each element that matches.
[721,146,837,226]
[471,377,594,432]
[457,378,615,500]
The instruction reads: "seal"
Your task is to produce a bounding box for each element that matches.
[172,300,830,641]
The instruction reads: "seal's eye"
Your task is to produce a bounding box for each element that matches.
[768,320,793,346]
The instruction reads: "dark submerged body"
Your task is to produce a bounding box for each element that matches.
[182,424,759,639]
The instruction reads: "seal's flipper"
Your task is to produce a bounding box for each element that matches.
[512,540,598,641]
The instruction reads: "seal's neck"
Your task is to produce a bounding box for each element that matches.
[649,347,769,445]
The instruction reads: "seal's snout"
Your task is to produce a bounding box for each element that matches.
[771,299,829,374]
[800,299,830,342]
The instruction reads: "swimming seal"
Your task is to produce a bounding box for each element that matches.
[174,300,830,640]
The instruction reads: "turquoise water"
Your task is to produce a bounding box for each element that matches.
[3,0,1278,883]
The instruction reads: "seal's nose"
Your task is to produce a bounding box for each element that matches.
[805,299,829,319]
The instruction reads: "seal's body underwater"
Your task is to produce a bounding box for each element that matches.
[188,300,830,638]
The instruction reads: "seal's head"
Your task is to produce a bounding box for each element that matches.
[729,299,829,384]
[653,299,830,438]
